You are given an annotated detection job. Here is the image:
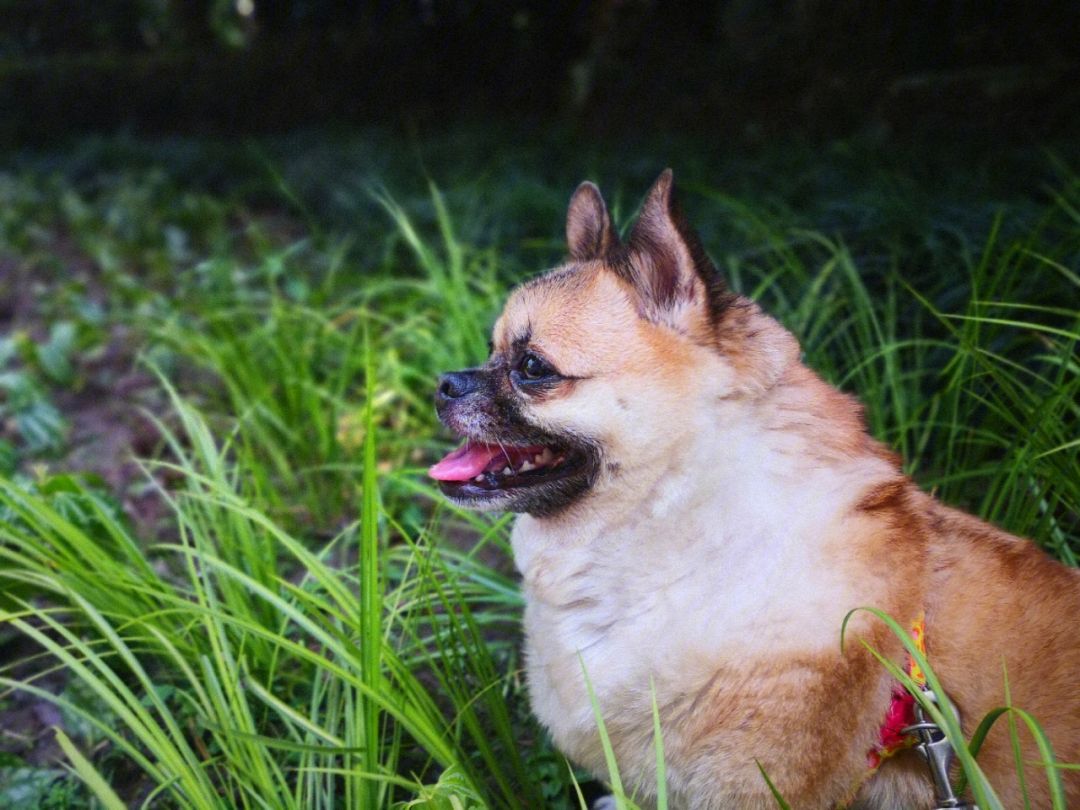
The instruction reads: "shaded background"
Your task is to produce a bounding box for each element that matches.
[2,0,1079,147]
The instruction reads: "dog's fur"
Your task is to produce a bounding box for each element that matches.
[433,171,1080,808]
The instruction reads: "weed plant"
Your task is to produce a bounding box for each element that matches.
[0,131,1077,808]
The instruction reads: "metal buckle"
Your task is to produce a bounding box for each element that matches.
[901,688,979,810]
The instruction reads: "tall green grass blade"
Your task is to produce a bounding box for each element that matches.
[358,325,383,810]
[964,705,1068,810]
[650,678,668,810]
[1002,662,1032,809]
[580,656,627,809]
[756,760,793,810]
[54,726,127,810]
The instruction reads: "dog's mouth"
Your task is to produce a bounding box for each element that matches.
[429,440,586,499]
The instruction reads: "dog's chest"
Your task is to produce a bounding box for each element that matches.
[511,496,860,767]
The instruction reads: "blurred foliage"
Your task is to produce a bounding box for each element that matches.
[0,2,1076,145]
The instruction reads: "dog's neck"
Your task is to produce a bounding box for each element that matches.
[512,361,899,577]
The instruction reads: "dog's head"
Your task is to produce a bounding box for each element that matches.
[429,170,798,518]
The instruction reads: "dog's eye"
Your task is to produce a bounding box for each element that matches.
[520,353,550,380]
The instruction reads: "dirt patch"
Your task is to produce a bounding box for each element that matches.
[0,247,173,782]
[57,326,172,536]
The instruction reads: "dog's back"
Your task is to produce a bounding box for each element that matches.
[920,500,1080,806]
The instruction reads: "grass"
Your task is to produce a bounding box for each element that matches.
[0,128,1077,807]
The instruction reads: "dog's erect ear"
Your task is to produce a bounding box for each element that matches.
[622,169,727,328]
[567,181,618,261]
[627,169,708,309]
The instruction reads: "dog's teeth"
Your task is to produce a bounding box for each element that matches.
[474,475,484,482]
[538,448,554,465]
[502,466,512,475]
[520,460,535,472]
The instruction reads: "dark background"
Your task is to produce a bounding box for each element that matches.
[2,0,1079,148]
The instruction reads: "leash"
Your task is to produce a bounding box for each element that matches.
[867,616,978,810]
[903,686,978,810]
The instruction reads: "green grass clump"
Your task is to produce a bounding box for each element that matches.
[0,131,1077,807]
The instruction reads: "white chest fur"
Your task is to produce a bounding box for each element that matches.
[510,428,892,769]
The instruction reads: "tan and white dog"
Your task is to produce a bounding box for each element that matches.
[429,171,1080,809]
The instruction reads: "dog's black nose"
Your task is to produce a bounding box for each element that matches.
[436,370,481,406]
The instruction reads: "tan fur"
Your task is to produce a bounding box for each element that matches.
[474,174,1080,808]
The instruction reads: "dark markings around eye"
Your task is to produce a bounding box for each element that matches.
[510,328,532,354]
[513,373,574,403]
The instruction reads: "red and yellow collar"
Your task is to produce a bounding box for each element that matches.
[867,614,927,770]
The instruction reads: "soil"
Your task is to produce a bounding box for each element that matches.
[0,248,172,786]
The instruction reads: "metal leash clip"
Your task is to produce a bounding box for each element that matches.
[901,688,978,810]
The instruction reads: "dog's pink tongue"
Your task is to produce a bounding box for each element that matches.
[429,443,502,482]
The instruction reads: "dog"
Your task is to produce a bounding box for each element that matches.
[429,170,1080,808]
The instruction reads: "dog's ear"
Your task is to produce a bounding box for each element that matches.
[567,181,618,261]
[622,169,726,328]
